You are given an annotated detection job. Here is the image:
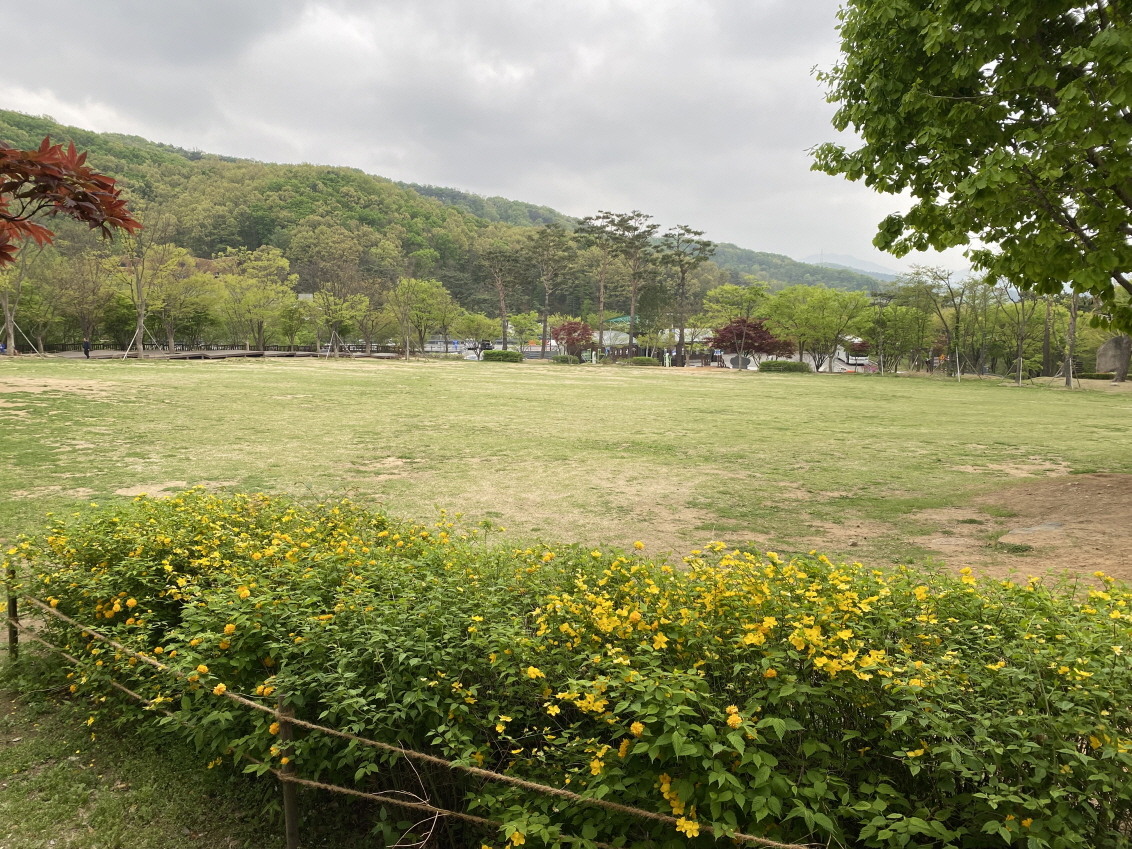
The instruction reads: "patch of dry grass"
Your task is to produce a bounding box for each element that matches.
[2,356,1130,568]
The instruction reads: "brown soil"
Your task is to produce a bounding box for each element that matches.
[908,473,1132,581]
[0,377,112,395]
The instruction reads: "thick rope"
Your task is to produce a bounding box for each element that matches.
[9,620,574,844]
[16,597,814,849]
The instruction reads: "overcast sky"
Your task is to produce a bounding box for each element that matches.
[3,0,967,274]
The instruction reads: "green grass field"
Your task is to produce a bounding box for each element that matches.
[3,355,1132,848]
[2,356,1129,569]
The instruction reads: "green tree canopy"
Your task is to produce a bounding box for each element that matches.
[814,1,1132,327]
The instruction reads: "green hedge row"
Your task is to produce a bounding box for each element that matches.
[8,491,1132,848]
[758,360,812,373]
[482,349,524,363]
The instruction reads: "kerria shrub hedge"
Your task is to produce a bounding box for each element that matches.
[551,354,580,365]
[7,490,1132,849]
[626,356,660,367]
[482,349,524,363]
[757,360,812,373]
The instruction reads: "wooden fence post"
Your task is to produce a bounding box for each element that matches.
[5,561,17,662]
[278,697,300,849]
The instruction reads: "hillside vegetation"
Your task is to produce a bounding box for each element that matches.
[0,109,876,293]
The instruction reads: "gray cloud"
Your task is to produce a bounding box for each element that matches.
[2,0,966,272]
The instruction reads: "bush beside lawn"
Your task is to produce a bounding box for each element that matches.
[8,490,1132,848]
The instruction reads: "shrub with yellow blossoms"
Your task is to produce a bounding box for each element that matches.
[7,490,1132,849]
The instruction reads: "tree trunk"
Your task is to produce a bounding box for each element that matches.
[540,286,550,359]
[1112,335,1130,383]
[496,283,509,351]
[1042,297,1054,376]
[674,272,687,367]
[1,292,16,355]
[628,281,638,358]
[596,273,606,355]
[1063,293,1078,388]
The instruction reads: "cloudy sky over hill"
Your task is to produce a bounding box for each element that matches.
[3,0,967,273]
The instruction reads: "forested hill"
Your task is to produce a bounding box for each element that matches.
[0,108,885,296]
[397,182,576,229]
[395,183,886,290]
[711,243,883,291]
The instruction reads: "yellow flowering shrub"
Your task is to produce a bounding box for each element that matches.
[8,490,1132,849]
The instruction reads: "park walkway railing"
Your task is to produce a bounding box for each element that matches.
[4,569,811,849]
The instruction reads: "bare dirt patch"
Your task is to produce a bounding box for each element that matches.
[9,486,97,499]
[950,459,1070,477]
[801,519,894,552]
[905,474,1132,580]
[0,377,113,395]
[114,482,189,497]
[343,457,423,481]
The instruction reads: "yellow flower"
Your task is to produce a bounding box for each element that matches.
[213,683,227,696]
[526,666,545,679]
[652,633,669,650]
[509,831,526,846]
[630,721,645,737]
[1021,818,1033,828]
[126,598,137,608]
[675,818,700,837]
[237,586,251,599]
[763,668,778,678]
[618,739,631,758]
[219,639,231,650]
[224,623,236,635]
[590,758,604,775]
[633,540,645,550]
[726,705,739,715]
[726,713,742,729]
[546,704,561,716]
[197,664,209,674]
[269,722,280,735]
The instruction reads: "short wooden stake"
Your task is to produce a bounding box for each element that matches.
[5,562,17,662]
[278,698,300,849]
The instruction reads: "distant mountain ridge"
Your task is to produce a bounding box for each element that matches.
[397,183,884,291]
[802,253,900,283]
[2,108,882,292]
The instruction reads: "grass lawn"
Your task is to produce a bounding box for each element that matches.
[1,356,1130,571]
[3,355,1132,848]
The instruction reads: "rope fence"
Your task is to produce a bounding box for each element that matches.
[4,588,814,849]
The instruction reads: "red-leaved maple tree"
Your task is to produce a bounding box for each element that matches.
[708,318,793,361]
[550,320,594,359]
[0,137,140,266]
